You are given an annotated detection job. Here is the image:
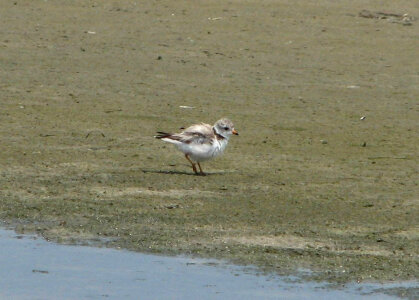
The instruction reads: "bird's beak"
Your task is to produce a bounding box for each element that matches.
[232,129,239,135]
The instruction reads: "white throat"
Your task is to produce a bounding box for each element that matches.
[213,126,229,140]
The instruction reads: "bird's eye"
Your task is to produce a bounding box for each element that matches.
[223,126,229,130]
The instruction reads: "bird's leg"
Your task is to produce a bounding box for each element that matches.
[197,163,206,176]
[185,154,198,174]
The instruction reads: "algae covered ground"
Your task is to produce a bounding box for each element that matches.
[0,0,418,284]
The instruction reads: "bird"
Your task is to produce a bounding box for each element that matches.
[155,118,238,175]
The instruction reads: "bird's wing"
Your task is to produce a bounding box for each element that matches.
[174,123,214,144]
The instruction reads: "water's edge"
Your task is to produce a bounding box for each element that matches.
[0,225,417,300]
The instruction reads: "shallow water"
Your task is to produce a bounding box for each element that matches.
[0,228,416,300]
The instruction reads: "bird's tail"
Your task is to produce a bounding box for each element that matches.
[154,132,173,139]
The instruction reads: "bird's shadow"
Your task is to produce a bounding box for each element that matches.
[141,169,228,176]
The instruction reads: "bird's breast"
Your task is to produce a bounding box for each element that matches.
[212,139,228,157]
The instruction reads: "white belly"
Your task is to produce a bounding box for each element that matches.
[177,139,228,162]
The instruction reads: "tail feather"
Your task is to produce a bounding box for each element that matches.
[154,132,172,139]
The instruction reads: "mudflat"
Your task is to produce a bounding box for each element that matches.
[0,0,417,283]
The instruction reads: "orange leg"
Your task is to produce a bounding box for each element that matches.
[185,154,198,174]
[197,162,205,176]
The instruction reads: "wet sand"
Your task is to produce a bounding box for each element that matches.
[2,227,417,299]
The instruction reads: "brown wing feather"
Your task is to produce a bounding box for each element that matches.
[176,123,214,144]
[156,123,215,144]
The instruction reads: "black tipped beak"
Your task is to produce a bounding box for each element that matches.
[232,129,239,135]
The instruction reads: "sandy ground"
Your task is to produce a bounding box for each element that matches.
[0,0,418,283]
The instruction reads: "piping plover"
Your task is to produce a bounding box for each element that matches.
[155,118,238,175]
